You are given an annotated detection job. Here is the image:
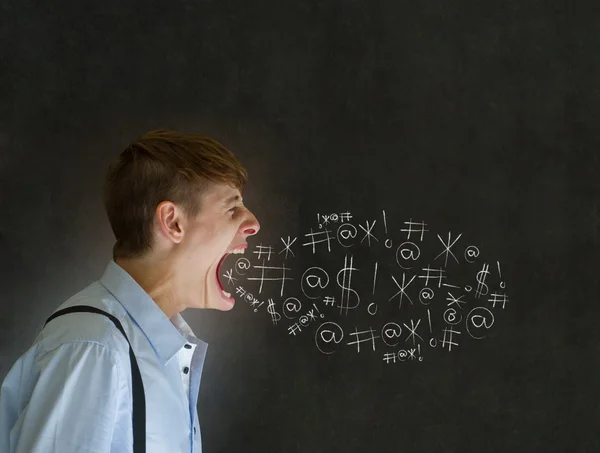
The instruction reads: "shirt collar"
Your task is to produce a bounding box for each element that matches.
[99,259,207,365]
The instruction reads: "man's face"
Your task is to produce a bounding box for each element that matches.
[177,182,260,311]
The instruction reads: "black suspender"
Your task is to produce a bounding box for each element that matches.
[44,305,146,453]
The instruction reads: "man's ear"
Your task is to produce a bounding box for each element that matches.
[156,201,184,244]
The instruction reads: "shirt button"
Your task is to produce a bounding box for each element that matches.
[183,366,190,374]
[184,344,192,349]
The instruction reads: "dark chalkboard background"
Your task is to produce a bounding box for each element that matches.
[1,1,599,452]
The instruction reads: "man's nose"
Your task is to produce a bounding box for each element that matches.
[241,211,260,237]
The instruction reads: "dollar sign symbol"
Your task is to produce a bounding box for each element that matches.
[475,263,489,299]
[336,254,360,315]
[267,298,281,325]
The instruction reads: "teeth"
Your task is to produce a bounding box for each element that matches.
[229,248,245,254]
[221,289,231,298]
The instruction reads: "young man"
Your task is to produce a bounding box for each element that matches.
[0,130,260,452]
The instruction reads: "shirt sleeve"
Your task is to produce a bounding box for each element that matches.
[11,341,121,453]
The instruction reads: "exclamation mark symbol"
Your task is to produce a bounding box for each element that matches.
[383,210,392,249]
[418,344,423,361]
[497,261,506,289]
[372,262,378,295]
[317,213,322,229]
[427,308,437,348]
[254,301,264,313]
[313,303,324,318]
[427,309,432,334]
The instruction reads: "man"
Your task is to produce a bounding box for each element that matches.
[0,129,260,452]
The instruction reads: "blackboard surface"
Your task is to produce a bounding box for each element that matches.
[1,1,599,452]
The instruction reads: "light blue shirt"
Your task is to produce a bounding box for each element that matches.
[0,260,209,453]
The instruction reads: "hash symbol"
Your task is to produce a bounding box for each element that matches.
[302,228,333,254]
[383,352,397,364]
[323,296,335,307]
[418,266,446,288]
[346,327,379,353]
[247,260,292,296]
[488,292,508,309]
[441,327,461,351]
[400,219,428,242]
[288,323,302,336]
[235,286,247,296]
[253,244,273,261]
[340,212,352,222]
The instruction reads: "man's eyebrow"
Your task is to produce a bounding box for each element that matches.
[223,194,242,206]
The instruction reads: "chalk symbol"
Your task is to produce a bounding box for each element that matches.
[283,297,303,320]
[337,223,358,248]
[443,308,462,325]
[323,296,336,307]
[446,292,467,309]
[474,263,490,299]
[400,219,428,242]
[311,303,324,319]
[315,322,344,354]
[267,298,281,325]
[382,210,388,235]
[367,303,378,315]
[418,266,446,288]
[395,242,421,270]
[435,232,462,267]
[347,327,379,353]
[302,228,332,254]
[288,322,302,336]
[419,288,435,305]
[301,267,330,299]
[247,260,292,296]
[337,254,360,315]
[404,319,423,345]
[466,307,495,339]
[497,261,506,289]
[441,327,461,351]
[389,273,416,309]
[427,309,432,333]
[235,258,251,275]
[253,244,273,261]
[381,322,403,347]
[488,292,508,309]
[223,269,237,286]
[372,262,378,295]
[464,245,480,263]
[279,236,297,259]
[383,352,397,364]
[359,220,379,246]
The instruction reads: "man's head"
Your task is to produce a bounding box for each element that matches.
[103,129,260,315]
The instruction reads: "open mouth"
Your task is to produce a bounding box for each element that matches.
[216,244,247,299]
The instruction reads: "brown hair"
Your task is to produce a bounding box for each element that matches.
[103,129,248,260]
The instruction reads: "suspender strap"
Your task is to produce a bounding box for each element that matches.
[44,305,146,453]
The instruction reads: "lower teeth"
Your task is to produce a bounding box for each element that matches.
[221,289,231,298]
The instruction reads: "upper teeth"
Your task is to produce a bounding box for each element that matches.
[229,248,245,254]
